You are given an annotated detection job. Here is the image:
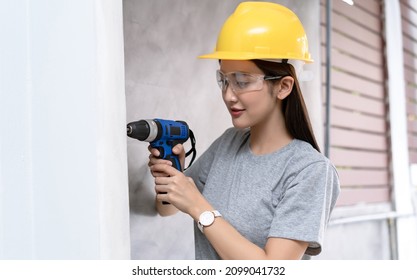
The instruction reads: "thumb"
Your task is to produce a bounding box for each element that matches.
[173,144,186,169]
[172,143,184,154]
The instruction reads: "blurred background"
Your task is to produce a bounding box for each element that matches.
[1,0,416,260]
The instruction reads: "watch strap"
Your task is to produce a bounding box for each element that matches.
[212,210,221,218]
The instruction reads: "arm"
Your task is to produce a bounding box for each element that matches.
[152,163,308,260]
[203,218,308,260]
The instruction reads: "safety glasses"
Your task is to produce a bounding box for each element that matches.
[216,70,283,94]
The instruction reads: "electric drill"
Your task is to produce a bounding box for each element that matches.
[126,118,190,171]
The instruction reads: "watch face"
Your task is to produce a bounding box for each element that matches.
[200,211,215,226]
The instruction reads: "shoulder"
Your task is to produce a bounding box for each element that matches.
[291,139,332,165]
[286,139,338,179]
[291,139,324,159]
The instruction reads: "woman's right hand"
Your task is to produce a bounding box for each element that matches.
[148,144,185,216]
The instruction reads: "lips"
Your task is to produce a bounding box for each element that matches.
[230,107,245,117]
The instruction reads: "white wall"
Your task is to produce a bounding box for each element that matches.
[384,0,417,260]
[0,0,130,259]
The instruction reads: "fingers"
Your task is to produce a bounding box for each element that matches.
[154,172,199,215]
[149,168,171,178]
[148,153,172,167]
[154,174,174,204]
[172,144,186,169]
[149,144,184,157]
[155,193,168,203]
[148,143,187,175]
[148,145,160,157]
[151,163,180,177]
[154,172,184,205]
[148,145,173,177]
[148,158,172,177]
[154,175,171,185]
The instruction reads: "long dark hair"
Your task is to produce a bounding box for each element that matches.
[253,59,321,152]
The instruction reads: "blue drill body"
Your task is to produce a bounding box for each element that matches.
[127,118,189,171]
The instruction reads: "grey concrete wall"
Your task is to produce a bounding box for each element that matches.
[315,203,392,260]
[123,0,322,260]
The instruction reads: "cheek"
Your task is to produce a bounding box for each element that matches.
[245,92,276,113]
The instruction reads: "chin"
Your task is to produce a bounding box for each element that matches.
[231,118,251,129]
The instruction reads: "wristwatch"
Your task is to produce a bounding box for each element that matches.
[198,210,222,233]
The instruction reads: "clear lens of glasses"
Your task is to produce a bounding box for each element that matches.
[216,70,282,94]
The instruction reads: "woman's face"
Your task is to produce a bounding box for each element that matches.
[219,60,281,129]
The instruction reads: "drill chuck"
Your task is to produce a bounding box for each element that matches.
[126,119,159,142]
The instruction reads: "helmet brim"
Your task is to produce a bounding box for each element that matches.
[198,51,313,63]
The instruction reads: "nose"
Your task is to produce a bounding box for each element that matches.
[222,84,238,102]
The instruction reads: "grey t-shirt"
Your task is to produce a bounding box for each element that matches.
[185,127,340,260]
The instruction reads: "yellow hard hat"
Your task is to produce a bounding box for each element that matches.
[199,2,313,63]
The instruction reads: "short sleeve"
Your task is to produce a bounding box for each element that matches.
[268,160,340,256]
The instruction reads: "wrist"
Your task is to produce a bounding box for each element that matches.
[189,200,214,221]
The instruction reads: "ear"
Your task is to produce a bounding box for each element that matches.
[274,76,294,100]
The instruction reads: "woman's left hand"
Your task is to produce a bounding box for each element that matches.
[151,163,207,218]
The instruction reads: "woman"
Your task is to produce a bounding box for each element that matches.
[148,2,340,260]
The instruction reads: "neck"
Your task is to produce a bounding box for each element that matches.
[249,110,293,155]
